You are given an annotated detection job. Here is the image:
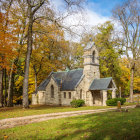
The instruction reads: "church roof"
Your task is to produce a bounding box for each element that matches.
[89,77,113,90]
[37,70,115,92]
[37,74,51,91]
[37,68,83,91]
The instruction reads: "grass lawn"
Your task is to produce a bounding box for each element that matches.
[0,108,140,140]
[0,105,112,120]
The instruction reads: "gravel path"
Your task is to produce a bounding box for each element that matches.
[0,105,135,129]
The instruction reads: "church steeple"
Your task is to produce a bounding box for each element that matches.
[83,40,99,67]
[83,40,100,89]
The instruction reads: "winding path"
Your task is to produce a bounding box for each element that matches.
[0,105,135,129]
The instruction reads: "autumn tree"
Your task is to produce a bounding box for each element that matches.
[30,23,69,92]
[0,11,17,107]
[113,0,140,102]
[22,0,85,108]
[62,42,84,69]
[0,0,26,107]
[22,0,47,108]
[119,58,130,96]
[0,0,85,108]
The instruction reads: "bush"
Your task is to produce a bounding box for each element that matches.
[70,99,85,108]
[106,98,126,106]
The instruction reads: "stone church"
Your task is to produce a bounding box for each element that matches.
[32,41,117,106]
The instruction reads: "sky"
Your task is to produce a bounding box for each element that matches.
[53,0,125,41]
[87,0,124,17]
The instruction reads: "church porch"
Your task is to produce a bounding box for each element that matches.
[88,77,117,106]
[88,89,116,106]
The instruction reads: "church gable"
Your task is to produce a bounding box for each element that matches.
[58,69,83,91]
[89,77,116,90]
[37,72,53,91]
[45,77,60,105]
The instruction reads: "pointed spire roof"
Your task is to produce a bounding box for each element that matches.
[84,38,95,50]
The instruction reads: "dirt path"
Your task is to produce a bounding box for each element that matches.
[0,105,135,129]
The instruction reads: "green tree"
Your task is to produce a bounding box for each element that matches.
[95,21,121,86]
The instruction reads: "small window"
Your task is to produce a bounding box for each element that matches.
[69,92,71,99]
[64,92,66,98]
[92,51,95,63]
[80,89,82,99]
[51,85,54,98]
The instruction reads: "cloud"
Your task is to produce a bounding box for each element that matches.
[52,0,110,42]
[85,9,109,27]
[62,9,110,42]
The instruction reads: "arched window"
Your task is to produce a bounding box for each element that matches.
[80,89,82,99]
[92,50,95,63]
[51,85,54,98]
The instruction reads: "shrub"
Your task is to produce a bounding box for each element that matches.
[106,98,126,106]
[70,99,85,108]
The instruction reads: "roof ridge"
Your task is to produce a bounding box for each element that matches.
[98,77,112,79]
[53,68,83,73]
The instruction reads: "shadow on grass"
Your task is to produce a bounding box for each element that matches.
[54,109,140,140]
[1,108,140,140]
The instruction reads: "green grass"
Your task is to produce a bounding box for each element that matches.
[0,108,140,140]
[124,102,137,106]
[0,105,111,120]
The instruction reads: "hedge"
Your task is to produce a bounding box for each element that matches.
[70,99,85,108]
[106,98,126,106]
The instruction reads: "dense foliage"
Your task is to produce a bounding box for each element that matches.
[106,98,126,106]
[70,99,85,108]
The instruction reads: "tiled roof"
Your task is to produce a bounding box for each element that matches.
[37,69,83,91]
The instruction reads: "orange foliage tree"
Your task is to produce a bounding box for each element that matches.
[0,12,17,107]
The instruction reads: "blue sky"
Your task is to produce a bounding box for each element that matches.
[87,0,125,17]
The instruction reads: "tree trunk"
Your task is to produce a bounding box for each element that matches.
[33,65,38,93]
[0,69,3,107]
[22,4,33,108]
[4,68,7,106]
[7,63,14,107]
[130,68,134,102]
[35,74,37,92]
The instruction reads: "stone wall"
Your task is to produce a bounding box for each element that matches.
[60,91,76,106]
[32,94,38,105]
[102,90,107,106]
[38,91,46,104]
[76,76,86,101]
